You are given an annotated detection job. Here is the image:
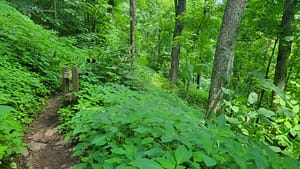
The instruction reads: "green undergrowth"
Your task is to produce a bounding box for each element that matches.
[0,0,85,166]
[223,73,300,159]
[58,66,299,169]
[0,105,25,169]
[0,0,85,89]
[136,65,209,110]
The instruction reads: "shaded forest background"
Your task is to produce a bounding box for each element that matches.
[0,0,300,168]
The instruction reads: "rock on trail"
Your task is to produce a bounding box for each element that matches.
[16,96,78,169]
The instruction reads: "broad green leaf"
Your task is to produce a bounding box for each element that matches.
[221,87,234,95]
[269,146,281,153]
[216,114,226,127]
[175,145,192,164]
[130,159,162,169]
[91,163,102,169]
[292,105,299,113]
[161,134,173,142]
[157,157,175,169]
[123,144,136,160]
[0,105,15,118]
[203,155,217,167]
[257,108,275,118]
[0,105,15,113]
[142,137,153,145]
[248,92,258,104]
[231,105,239,113]
[134,127,152,134]
[112,147,125,155]
[290,125,300,136]
[176,166,185,169]
[198,131,213,154]
[284,121,292,129]
[73,163,88,169]
[103,161,115,169]
[283,36,294,42]
[105,157,124,163]
[144,147,165,157]
[91,135,107,146]
[241,128,249,136]
[254,153,268,169]
[225,116,240,124]
[192,151,204,162]
[116,165,136,169]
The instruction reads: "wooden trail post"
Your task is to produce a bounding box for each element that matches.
[62,66,79,104]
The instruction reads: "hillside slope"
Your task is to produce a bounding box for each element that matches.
[0,0,85,167]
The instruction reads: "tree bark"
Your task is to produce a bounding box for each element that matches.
[273,0,297,91]
[169,0,186,84]
[130,0,136,65]
[206,0,247,119]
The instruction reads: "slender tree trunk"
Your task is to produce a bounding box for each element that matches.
[185,79,190,99]
[130,0,136,65]
[196,73,201,89]
[257,38,278,108]
[273,0,297,91]
[157,27,162,69]
[206,0,247,119]
[169,0,186,84]
[193,9,208,89]
[191,8,207,53]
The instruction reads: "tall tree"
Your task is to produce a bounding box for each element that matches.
[273,0,297,91]
[206,0,247,119]
[130,0,136,64]
[169,0,186,84]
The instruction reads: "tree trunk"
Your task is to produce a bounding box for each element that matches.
[273,0,297,91]
[130,0,136,65]
[169,0,186,84]
[257,38,278,108]
[196,73,201,89]
[206,0,247,119]
[157,27,162,69]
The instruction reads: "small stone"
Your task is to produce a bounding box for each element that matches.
[55,141,66,146]
[44,129,58,137]
[28,142,47,152]
[21,149,29,157]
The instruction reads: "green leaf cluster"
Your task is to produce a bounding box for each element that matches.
[0,0,86,165]
[0,0,85,89]
[224,77,300,159]
[0,106,25,166]
[63,82,299,169]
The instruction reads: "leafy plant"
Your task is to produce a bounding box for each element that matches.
[224,74,300,159]
[0,1,86,166]
[0,0,85,89]
[63,83,299,169]
[0,106,25,166]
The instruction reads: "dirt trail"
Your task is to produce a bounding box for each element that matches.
[17,96,78,169]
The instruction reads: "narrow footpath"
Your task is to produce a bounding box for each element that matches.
[17,96,78,169]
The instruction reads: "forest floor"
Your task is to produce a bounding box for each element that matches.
[16,95,78,169]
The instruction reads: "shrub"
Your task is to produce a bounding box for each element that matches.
[63,83,299,169]
[0,106,25,166]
